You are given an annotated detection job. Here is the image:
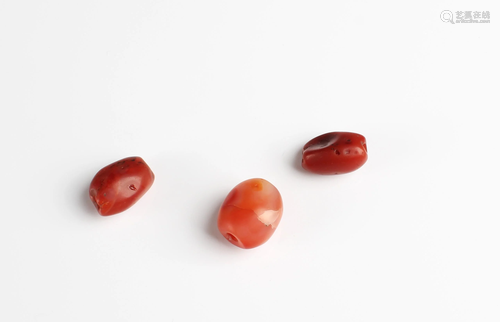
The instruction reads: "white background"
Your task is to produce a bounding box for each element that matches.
[1,1,499,321]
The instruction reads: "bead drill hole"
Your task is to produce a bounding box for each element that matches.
[226,233,238,243]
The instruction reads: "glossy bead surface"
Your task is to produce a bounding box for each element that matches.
[89,156,155,216]
[217,178,283,249]
[302,132,368,175]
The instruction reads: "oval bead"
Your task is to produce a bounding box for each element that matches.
[217,178,283,249]
[302,132,368,175]
[89,156,155,216]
